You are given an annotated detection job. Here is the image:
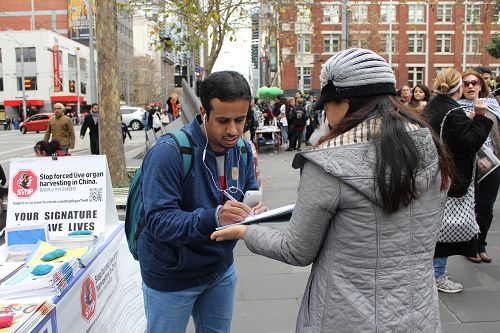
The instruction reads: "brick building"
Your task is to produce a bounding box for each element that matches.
[276,0,500,96]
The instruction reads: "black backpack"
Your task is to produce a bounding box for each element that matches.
[295,108,307,127]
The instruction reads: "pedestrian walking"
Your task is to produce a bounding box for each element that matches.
[80,103,100,155]
[212,48,453,332]
[138,71,266,333]
[121,119,132,144]
[423,68,492,293]
[458,69,500,264]
[44,103,75,153]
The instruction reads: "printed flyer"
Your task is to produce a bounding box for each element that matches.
[6,156,114,237]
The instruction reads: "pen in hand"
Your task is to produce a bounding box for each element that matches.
[223,190,237,202]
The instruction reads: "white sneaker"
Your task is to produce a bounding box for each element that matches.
[436,275,463,293]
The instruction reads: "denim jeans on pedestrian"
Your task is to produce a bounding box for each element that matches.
[142,264,237,333]
[281,125,288,143]
[433,257,448,278]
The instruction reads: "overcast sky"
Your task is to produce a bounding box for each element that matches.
[212,27,252,81]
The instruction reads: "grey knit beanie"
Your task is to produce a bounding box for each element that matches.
[314,48,396,110]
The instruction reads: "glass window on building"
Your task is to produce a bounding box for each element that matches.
[323,4,341,24]
[15,47,36,62]
[303,34,312,53]
[68,54,76,68]
[0,48,2,63]
[0,77,3,91]
[436,4,453,23]
[297,67,312,91]
[465,34,481,54]
[436,34,452,53]
[380,4,396,23]
[380,34,397,54]
[17,76,37,91]
[352,4,368,23]
[491,66,500,77]
[324,34,341,53]
[408,33,425,53]
[408,4,425,24]
[465,4,481,23]
[80,58,87,72]
[408,67,424,87]
[435,66,452,75]
[350,37,369,49]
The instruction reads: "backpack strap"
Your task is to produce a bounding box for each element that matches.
[167,130,194,180]
[237,138,248,166]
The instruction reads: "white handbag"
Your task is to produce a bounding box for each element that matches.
[437,107,480,243]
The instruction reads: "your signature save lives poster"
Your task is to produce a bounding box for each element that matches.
[7,156,115,237]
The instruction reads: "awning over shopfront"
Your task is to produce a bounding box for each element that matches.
[50,95,86,103]
[4,99,45,107]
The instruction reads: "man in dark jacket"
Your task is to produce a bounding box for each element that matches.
[138,71,267,332]
[80,103,99,155]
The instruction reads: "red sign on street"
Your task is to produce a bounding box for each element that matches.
[11,169,38,198]
[53,45,61,92]
[81,276,97,321]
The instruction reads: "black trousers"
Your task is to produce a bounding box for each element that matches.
[476,166,500,252]
[289,128,304,149]
[305,123,315,142]
[90,135,99,155]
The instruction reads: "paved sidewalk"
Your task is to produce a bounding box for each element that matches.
[219,146,500,333]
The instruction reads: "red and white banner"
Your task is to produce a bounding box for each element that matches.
[52,46,61,92]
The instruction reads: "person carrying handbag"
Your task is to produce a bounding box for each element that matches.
[423,68,493,293]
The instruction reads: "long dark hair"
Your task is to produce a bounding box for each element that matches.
[410,83,431,105]
[319,95,453,213]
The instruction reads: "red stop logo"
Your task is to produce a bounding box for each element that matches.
[81,276,97,321]
[12,169,38,198]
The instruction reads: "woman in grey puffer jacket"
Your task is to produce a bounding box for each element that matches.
[212,49,453,333]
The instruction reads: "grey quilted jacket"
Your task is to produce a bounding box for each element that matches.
[244,128,445,332]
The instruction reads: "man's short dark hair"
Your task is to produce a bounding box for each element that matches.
[91,103,98,108]
[474,66,492,75]
[199,71,252,116]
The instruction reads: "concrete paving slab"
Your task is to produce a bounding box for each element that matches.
[231,299,300,333]
[439,300,460,324]
[442,322,500,333]
[444,265,500,291]
[236,255,296,275]
[236,272,309,301]
[439,290,500,322]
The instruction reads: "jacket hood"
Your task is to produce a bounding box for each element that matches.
[292,128,441,206]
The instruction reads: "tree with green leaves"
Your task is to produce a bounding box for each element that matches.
[122,0,257,75]
[486,34,500,58]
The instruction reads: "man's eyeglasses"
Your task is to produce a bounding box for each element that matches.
[54,107,63,110]
[463,80,481,87]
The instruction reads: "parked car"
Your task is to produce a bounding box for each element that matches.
[19,113,54,134]
[120,106,146,131]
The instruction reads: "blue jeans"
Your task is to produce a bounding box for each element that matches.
[433,257,448,278]
[142,264,237,333]
[281,125,288,143]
